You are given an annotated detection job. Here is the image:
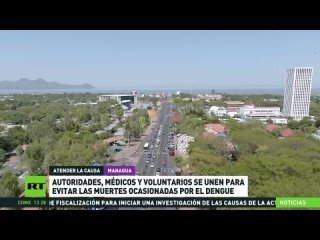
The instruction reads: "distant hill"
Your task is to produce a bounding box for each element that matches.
[0,78,94,89]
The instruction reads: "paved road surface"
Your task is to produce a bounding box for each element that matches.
[118,99,178,210]
[135,99,177,176]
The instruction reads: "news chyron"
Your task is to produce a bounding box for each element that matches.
[17,165,277,209]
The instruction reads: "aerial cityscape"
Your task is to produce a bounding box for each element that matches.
[1,31,320,209]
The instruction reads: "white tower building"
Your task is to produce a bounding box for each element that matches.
[283,67,313,120]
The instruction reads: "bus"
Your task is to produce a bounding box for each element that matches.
[143,143,149,152]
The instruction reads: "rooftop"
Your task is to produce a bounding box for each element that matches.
[242,107,280,109]
[103,136,124,144]
[249,113,277,117]
[226,108,238,112]
[280,128,295,137]
[204,124,225,133]
[99,94,134,97]
[224,101,245,105]
[265,124,281,132]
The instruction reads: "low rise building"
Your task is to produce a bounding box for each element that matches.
[209,106,227,116]
[99,94,137,105]
[239,107,282,119]
[280,128,295,137]
[103,136,124,145]
[265,124,281,132]
[226,108,239,117]
[271,118,287,124]
[204,124,225,135]
[224,101,245,108]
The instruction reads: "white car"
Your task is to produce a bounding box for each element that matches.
[150,163,155,168]
[156,172,160,176]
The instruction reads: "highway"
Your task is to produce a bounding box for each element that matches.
[105,99,179,210]
[135,99,177,176]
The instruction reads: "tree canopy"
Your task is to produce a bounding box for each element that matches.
[0,172,20,197]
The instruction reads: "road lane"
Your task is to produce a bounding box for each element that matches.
[135,99,177,177]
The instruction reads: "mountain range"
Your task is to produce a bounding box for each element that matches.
[0,78,94,89]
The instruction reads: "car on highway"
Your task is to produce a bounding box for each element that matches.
[150,163,155,168]
[156,168,161,175]
[148,153,152,158]
[150,145,154,149]
[156,172,160,176]
[169,151,175,156]
[146,159,149,163]
[153,155,156,159]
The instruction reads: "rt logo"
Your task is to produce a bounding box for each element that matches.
[25,176,47,197]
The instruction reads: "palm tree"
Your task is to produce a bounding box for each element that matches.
[124,120,131,145]
[137,116,146,137]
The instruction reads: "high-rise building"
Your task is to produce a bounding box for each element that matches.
[283,67,313,120]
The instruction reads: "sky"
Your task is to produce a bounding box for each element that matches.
[0,30,320,90]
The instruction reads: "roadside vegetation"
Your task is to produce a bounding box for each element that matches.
[172,93,320,197]
[0,94,123,174]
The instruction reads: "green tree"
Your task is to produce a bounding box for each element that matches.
[88,123,102,133]
[16,145,24,156]
[0,172,20,197]
[0,148,6,162]
[266,119,273,123]
[25,143,45,175]
[300,117,313,128]
[174,156,184,168]
[11,111,29,125]
[97,101,113,115]
[27,121,56,141]
[63,118,80,132]
[78,111,92,123]
[100,113,111,127]
[137,116,147,135]
[287,120,300,129]
[315,118,320,128]
[82,132,98,147]
[115,107,124,122]
[7,126,30,148]
[0,137,10,152]
[94,140,113,163]
[69,143,95,165]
